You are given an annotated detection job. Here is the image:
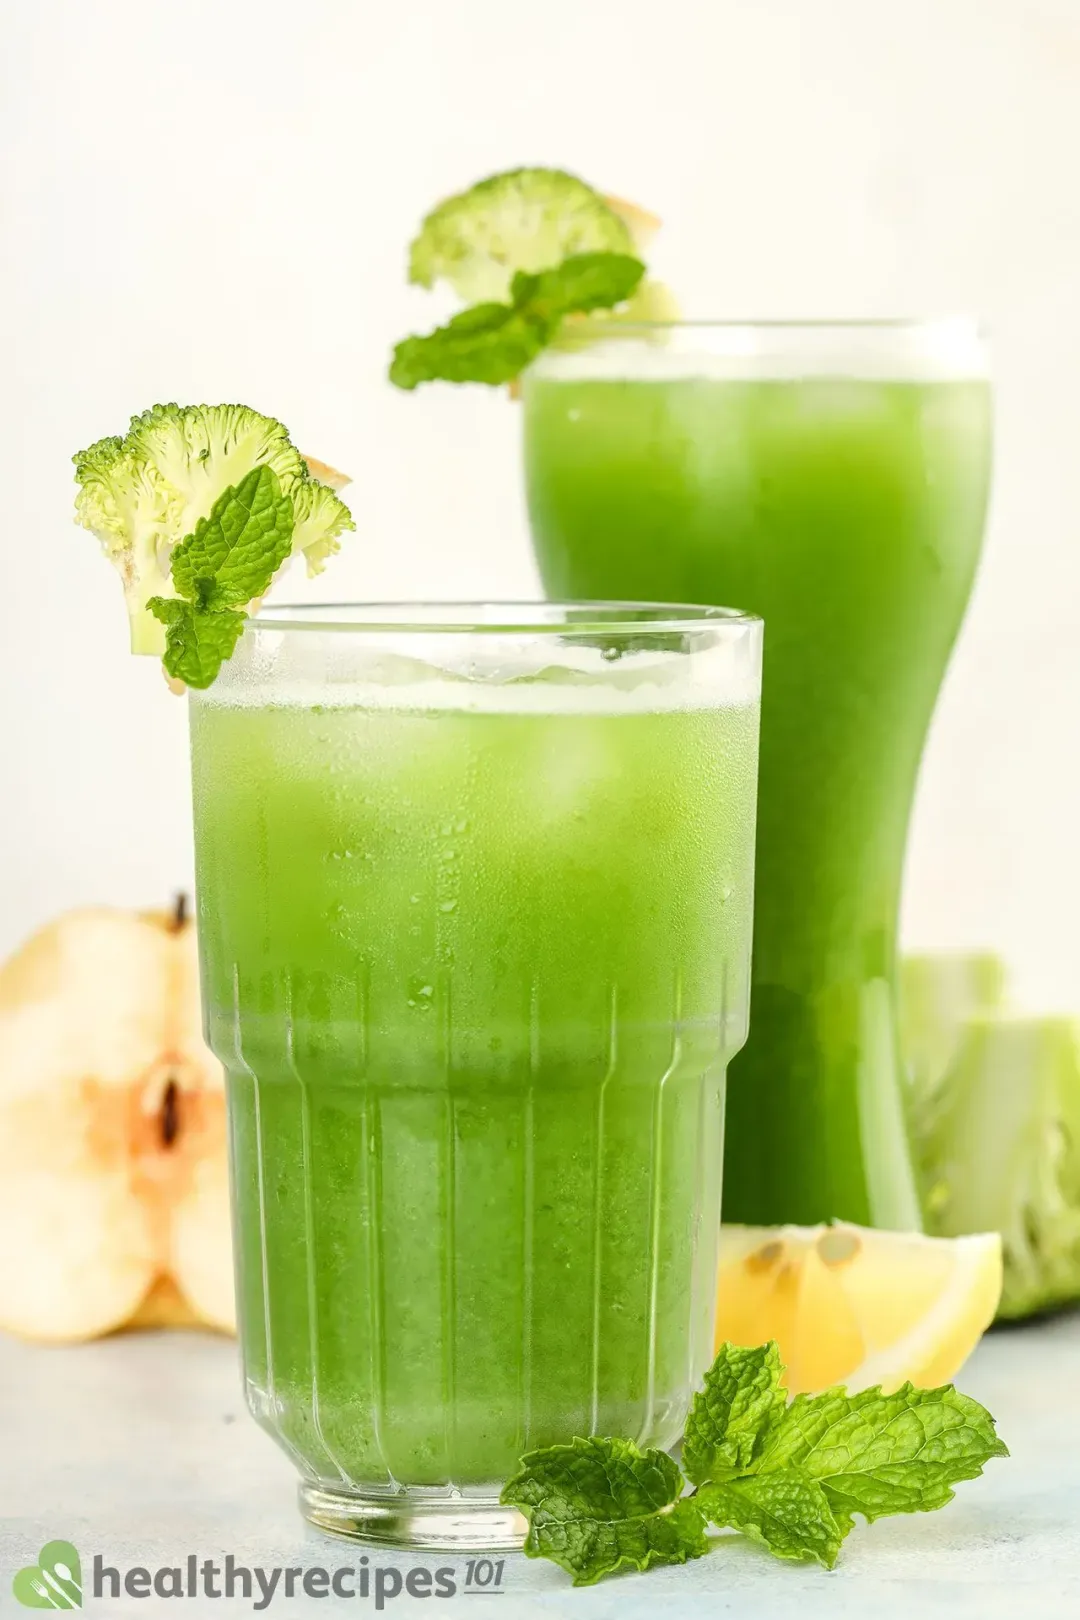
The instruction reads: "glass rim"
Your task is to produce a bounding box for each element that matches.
[530,315,989,379]
[249,600,761,637]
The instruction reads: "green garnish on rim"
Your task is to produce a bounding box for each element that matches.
[147,463,294,689]
[408,167,636,302]
[390,253,646,391]
[390,167,668,389]
[73,402,354,688]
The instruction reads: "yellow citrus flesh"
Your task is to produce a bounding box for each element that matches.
[717,1222,1002,1393]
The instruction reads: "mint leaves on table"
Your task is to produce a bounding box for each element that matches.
[681,1340,789,1480]
[147,463,294,689]
[697,1471,845,1569]
[749,1379,1010,1526]
[388,251,645,389]
[501,1341,1008,1587]
[501,1437,709,1586]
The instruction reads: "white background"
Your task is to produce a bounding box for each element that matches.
[1,0,1078,1008]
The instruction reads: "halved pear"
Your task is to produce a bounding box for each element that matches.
[0,902,235,1341]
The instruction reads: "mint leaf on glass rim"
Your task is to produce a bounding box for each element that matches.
[389,302,554,390]
[389,251,645,390]
[697,1470,845,1569]
[148,463,294,688]
[511,251,646,319]
[682,1340,789,1484]
[501,1437,708,1587]
[146,598,246,689]
[169,463,294,607]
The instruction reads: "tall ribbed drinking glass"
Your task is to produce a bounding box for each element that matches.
[189,602,761,1548]
[524,322,993,1229]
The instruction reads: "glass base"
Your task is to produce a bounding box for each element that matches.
[298,1482,528,1551]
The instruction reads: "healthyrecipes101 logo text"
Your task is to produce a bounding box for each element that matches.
[13,1541,505,1609]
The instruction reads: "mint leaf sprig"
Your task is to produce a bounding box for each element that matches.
[147,463,293,689]
[389,251,645,390]
[503,1437,709,1585]
[501,1341,1008,1587]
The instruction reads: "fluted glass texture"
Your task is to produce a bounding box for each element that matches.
[189,604,760,1516]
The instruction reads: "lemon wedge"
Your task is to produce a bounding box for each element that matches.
[716,1222,1002,1393]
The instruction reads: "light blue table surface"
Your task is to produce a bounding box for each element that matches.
[1,1314,1077,1618]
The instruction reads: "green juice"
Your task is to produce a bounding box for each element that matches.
[524,342,992,1227]
[191,636,759,1494]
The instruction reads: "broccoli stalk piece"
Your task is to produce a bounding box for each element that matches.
[916,1014,1080,1319]
[73,432,182,654]
[900,952,1007,1133]
[73,403,353,655]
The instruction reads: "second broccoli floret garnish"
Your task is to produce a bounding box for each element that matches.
[390,167,671,389]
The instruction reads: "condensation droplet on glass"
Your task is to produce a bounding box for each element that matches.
[407,977,434,1012]
[439,900,458,914]
[601,645,620,662]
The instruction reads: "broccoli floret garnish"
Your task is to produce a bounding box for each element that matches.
[74,403,354,656]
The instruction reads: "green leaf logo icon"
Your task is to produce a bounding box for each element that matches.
[12,1542,82,1609]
